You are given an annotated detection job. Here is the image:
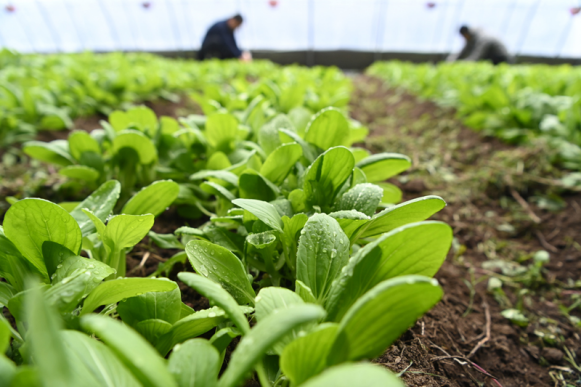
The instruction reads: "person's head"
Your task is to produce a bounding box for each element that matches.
[227,14,243,30]
[459,25,471,41]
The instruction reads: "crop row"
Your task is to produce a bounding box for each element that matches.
[0,61,451,386]
[367,61,582,171]
[0,50,345,147]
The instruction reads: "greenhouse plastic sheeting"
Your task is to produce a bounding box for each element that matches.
[0,0,579,58]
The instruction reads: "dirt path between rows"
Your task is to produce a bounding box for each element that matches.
[350,75,581,387]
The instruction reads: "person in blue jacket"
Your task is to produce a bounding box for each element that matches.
[197,14,252,61]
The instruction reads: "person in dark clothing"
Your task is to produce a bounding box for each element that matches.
[447,25,512,65]
[197,14,251,61]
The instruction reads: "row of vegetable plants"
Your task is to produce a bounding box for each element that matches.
[367,61,581,171]
[0,50,344,147]
[1,60,451,386]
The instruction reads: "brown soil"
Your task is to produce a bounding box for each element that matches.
[350,75,581,387]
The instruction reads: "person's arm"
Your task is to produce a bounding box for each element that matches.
[219,25,242,58]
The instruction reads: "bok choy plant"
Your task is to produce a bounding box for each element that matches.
[181,208,452,385]
[0,179,180,339]
[0,281,402,387]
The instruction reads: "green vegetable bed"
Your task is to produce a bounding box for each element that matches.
[367,61,581,171]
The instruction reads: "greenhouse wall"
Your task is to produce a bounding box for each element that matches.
[0,0,580,61]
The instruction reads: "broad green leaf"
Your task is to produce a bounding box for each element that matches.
[218,304,326,387]
[281,324,339,386]
[68,130,101,161]
[178,272,250,334]
[23,140,74,166]
[201,181,236,201]
[288,106,312,136]
[185,240,256,305]
[328,210,370,241]
[160,116,179,135]
[255,287,306,353]
[118,287,182,327]
[351,147,371,163]
[25,285,76,387]
[377,182,403,204]
[4,198,82,277]
[330,276,442,363]
[260,143,303,185]
[232,199,284,232]
[203,224,245,254]
[80,314,176,387]
[255,287,304,322]
[46,255,114,313]
[168,339,220,387]
[350,167,368,187]
[122,180,180,217]
[348,127,368,145]
[70,180,121,237]
[61,330,141,387]
[110,106,158,133]
[303,146,355,210]
[295,280,317,303]
[126,106,158,133]
[301,363,404,387]
[356,153,411,182]
[81,278,177,315]
[112,130,157,164]
[109,110,133,132]
[0,356,15,387]
[42,241,76,279]
[6,366,39,386]
[0,228,41,292]
[135,319,173,344]
[206,151,232,170]
[296,214,350,303]
[270,198,293,218]
[104,214,155,251]
[190,170,239,186]
[359,195,446,238]
[279,84,306,113]
[156,306,230,356]
[326,221,452,321]
[205,112,238,152]
[259,114,294,155]
[59,165,100,181]
[334,183,383,217]
[304,108,350,150]
[179,303,194,319]
[239,170,279,201]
